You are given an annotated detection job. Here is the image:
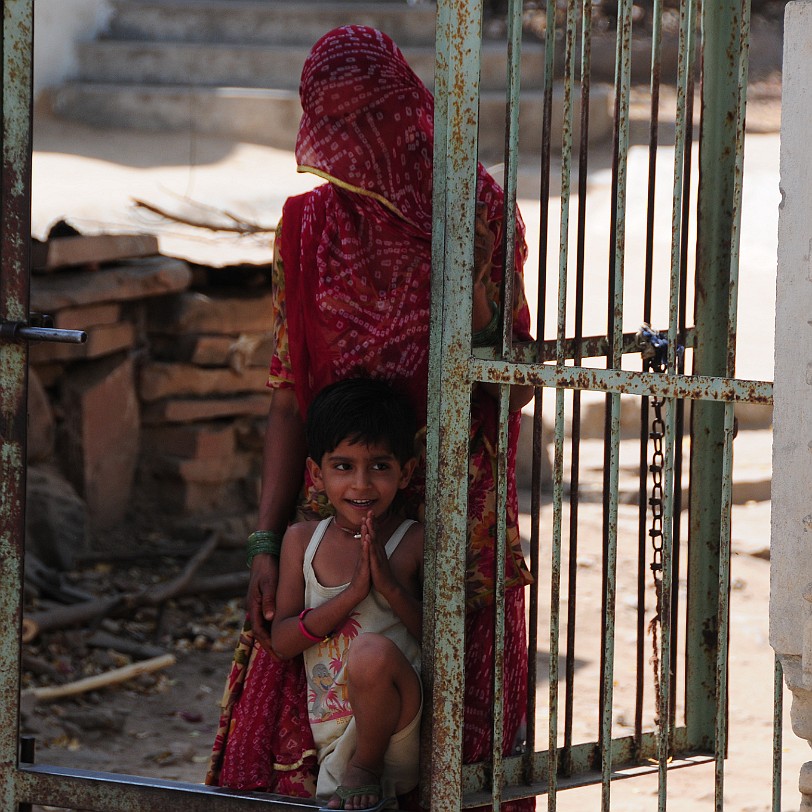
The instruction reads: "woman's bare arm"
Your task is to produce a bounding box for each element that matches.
[248,387,308,653]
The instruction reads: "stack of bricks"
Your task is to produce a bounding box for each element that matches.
[139,289,274,517]
[28,224,274,536]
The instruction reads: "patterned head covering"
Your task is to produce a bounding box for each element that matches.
[281,25,531,423]
[295,25,434,234]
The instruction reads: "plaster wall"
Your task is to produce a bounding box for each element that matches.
[771,0,812,659]
[772,2,812,807]
[33,0,112,97]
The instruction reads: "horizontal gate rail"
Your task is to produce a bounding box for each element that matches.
[15,764,320,811]
[468,359,773,404]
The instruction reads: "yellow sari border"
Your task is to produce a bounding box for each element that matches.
[297,165,419,230]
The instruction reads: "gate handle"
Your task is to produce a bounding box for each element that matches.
[0,317,86,345]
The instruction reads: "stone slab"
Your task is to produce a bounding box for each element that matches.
[59,354,140,529]
[146,290,273,335]
[30,256,191,311]
[139,361,269,401]
[150,333,273,368]
[53,302,122,330]
[141,423,237,459]
[141,394,270,424]
[32,233,159,272]
[29,321,135,365]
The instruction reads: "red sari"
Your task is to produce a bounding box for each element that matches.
[207,25,534,811]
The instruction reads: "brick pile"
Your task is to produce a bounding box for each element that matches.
[28,225,273,550]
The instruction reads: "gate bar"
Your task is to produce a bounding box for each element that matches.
[0,0,33,808]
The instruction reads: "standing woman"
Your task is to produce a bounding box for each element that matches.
[207,25,535,811]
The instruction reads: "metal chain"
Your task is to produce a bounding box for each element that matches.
[647,392,665,727]
[637,323,671,728]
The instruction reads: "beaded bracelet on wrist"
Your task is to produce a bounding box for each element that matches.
[472,300,501,347]
[246,530,284,568]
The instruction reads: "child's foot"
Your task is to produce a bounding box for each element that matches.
[325,763,384,810]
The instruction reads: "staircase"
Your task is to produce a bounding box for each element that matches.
[46,0,614,157]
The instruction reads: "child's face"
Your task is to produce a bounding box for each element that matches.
[306,439,416,531]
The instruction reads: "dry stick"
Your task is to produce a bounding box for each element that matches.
[22,654,176,702]
[128,532,220,607]
[132,197,276,234]
[24,533,222,637]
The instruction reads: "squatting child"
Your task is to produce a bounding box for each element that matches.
[272,377,423,812]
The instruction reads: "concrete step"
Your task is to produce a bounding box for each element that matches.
[76,39,548,92]
[106,0,437,47]
[47,81,615,158]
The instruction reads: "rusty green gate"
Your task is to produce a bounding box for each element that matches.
[0,0,777,809]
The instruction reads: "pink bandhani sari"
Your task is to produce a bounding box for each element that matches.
[207,25,534,811]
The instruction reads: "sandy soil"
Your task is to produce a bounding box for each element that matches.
[20,427,804,812]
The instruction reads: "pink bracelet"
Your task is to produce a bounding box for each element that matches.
[298,608,331,643]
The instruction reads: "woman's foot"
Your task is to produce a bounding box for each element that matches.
[326,763,383,810]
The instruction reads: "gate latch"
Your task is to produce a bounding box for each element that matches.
[0,314,86,345]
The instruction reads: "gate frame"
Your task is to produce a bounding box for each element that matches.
[0,0,775,810]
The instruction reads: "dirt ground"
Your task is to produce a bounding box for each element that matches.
[19,425,803,812]
[19,11,790,809]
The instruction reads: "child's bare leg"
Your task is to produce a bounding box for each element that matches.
[326,633,420,811]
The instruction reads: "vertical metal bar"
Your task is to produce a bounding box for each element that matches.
[654,0,698,801]
[562,0,592,775]
[726,0,751,376]
[0,2,34,810]
[686,0,745,752]
[599,0,632,802]
[772,657,783,812]
[496,0,524,802]
[714,8,749,806]
[548,0,578,801]
[549,386,565,809]
[491,387,510,810]
[426,1,483,808]
[713,401,735,812]
[601,393,621,810]
[563,0,592,773]
[673,0,699,736]
[528,0,558,786]
[501,0,523,351]
[635,0,664,757]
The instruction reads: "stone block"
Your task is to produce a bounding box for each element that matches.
[30,256,191,312]
[31,362,65,388]
[33,233,159,272]
[141,394,270,424]
[25,464,88,570]
[60,355,140,529]
[30,322,135,364]
[146,290,274,335]
[152,451,252,484]
[54,303,121,330]
[139,361,269,401]
[151,332,273,369]
[27,368,55,463]
[154,478,246,515]
[141,422,236,459]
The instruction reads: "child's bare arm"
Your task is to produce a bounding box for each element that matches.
[272,523,371,659]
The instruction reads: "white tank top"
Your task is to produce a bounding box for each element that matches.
[302,517,421,752]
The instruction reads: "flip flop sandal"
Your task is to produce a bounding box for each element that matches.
[318,783,396,811]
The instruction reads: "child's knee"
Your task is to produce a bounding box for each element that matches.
[346,633,400,679]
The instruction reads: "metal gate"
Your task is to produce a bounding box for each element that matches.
[0,0,776,809]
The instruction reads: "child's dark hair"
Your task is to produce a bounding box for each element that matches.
[306,378,417,465]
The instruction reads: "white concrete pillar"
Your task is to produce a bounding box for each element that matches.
[771,2,812,808]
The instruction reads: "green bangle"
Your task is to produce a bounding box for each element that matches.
[473,300,500,347]
[247,530,284,567]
